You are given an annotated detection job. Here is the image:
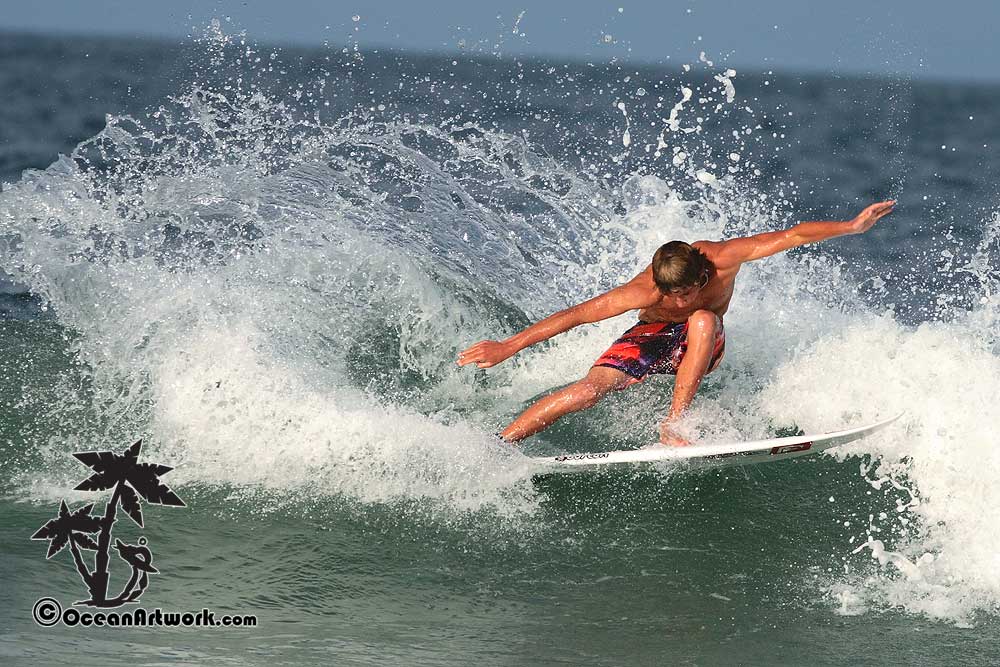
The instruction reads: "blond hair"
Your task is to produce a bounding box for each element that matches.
[651,241,710,292]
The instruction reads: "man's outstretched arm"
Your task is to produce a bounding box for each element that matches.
[712,200,895,267]
[457,274,660,369]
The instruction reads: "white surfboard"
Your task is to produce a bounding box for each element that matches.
[531,413,902,471]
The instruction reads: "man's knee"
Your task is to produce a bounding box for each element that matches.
[687,309,720,339]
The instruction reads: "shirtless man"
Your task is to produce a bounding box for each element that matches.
[457,200,895,445]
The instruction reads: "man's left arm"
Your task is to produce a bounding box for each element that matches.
[713,200,895,267]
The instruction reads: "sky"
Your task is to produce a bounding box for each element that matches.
[1,0,997,82]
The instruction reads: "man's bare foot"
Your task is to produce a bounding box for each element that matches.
[658,423,692,447]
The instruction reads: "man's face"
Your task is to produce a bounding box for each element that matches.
[667,284,702,308]
[665,273,708,308]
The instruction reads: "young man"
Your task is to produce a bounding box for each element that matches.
[457,200,895,446]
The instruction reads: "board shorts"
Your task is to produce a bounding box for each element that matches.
[592,318,726,387]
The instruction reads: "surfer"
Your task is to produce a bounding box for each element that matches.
[457,200,895,445]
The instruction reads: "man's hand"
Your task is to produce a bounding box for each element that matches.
[457,340,516,368]
[849,200,895,234]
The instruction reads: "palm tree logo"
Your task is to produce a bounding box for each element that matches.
[31,439,185,607]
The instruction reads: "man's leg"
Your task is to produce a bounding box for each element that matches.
[501,366,633,442]
[667,309,722,422]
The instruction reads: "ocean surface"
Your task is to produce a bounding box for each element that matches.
[1,28,999,666]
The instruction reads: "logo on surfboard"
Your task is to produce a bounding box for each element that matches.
[770,442,813,455]
[554,452,611,462]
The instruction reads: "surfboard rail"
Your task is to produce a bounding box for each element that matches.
[530,413,903,470]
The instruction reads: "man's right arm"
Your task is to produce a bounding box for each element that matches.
[711,200,895,269]
[457,273,658,369]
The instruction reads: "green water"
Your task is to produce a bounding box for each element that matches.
[4,458,997,665]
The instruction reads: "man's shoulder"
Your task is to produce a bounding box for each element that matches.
[693,239,741,270]
[692,239,724,253]
[692,239,726,264]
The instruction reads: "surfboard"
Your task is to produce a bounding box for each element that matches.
[530,413,902,471]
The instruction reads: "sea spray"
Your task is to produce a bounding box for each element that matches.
[1,29,999,626]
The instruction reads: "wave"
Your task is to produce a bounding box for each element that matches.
[1,31,998,624]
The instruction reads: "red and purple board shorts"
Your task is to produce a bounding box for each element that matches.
[592,318,725,387]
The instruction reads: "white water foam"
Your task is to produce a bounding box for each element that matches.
[2,34,998,623]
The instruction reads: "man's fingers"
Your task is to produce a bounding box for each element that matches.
[458,342,491,366]
[876,203,895,218]
[859,200,895,225]
[458,340,505,368]
[457,341,485,358]
[865,202,892,217]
